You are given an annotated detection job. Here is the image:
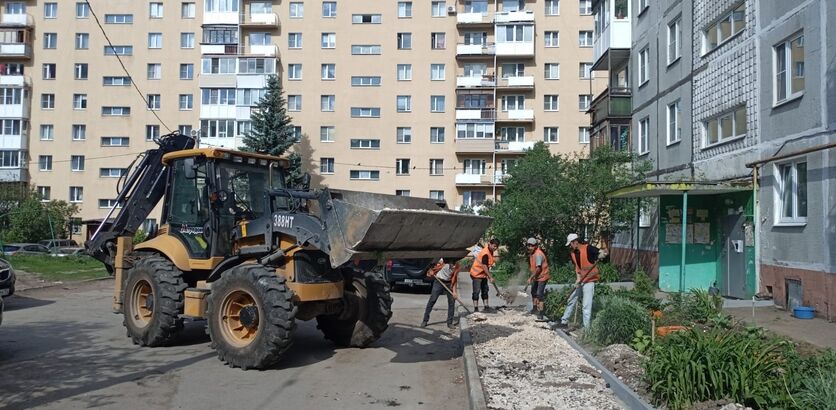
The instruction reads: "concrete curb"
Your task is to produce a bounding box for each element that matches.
[458,313,488,410]
[16,275,113,293]
[553,329,655,410]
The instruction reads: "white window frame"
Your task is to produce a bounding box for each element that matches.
[544,95,559,111]
[72,124,86,140]
[578,127,590,144]
[72,93,87,110]
[579,62,593,79]
[289,2,303,18]
[666,100,681,145]
[320,126,335,142]
[320,95,335,112]
[430,127,445,143]
[578,31,593,47]
[639,47,649,85]
[545,63,560,80]
[76,2,89,18]
[320,157,335,174]
[429,190,444,200]
[288,33,302,49]
[287,95,302,111]
[397,64,412,81]
[288,64,302,80]
[579,0,592,15]
[545,0,560,15]
[147,63,162,80]
[39,155,53,171]
[543,127,559,143]
[43,33,57,49]
[396,127,412,143]
[181,32,195,49]
[179,94,193,110]
[40,124,54,140]
[398,1,413,18]
[321,63,336,80]
[431,32,446,49]
[545,31,559,47]
[430,64,445,80]
[774,160,808,225]
[397,32,412,50]
[395,158,411,175]
[702,106,747,148]
[71,155,85,172]
[350,170,380,180]
[429,159,444,176]
[148,33,163,49]
[321,32,336,49]
[69,186,83,203]
[75,33,89,49]
[322,1,337,18]
[702,2,746,54]
[181,2,196,18]
[430,96,445,113]
[667,18,682,65]
[149,2,164,18]
[44,2,57,18]
[396,95,412,112]
[638,117,650,155]
[579,94,591,111]
[772,32,805,106]
[502,95,525,111]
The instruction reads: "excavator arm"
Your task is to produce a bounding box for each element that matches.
[85,132,196,272]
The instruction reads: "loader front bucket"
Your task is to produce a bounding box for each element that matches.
[319,190,492,267]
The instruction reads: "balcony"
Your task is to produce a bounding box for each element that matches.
[589,87,632,125]
[495,42,534,57]
[199,74,237,87]
[240,12,279,27]
[0,129,28,149]
[204,11,239,25]
[200,44,278,57]
[593,19,631,68]
[495,10,535,23]
[0,75,29,87]
[456,74,496,88]
[0,13,32,27]
[455,173,497,186]
[455,108,496,121]
[497,109,534,122]
[457,11,493,25]
[200,104,237,119]
[0,43,31,59]
[456,43,495,58]
[497,75,534,89]
[455,138,495,154]
[0,167,28,183]
[0,100,29,119]
[495,140,535,153]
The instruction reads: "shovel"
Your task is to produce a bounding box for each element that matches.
[434,276,472,314]
[491,282,515,304]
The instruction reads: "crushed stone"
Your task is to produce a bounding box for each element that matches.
[595,344,648,395]
[468,309,625,410]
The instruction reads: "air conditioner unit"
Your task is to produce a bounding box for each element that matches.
[447,6,456,14]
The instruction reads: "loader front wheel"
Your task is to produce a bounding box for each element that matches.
[122,256,187,346]
[207,264,296,370]
[317,270,393,347]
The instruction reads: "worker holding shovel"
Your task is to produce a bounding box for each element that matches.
[421,258,462,329]
[470,239,499,312]
[525,238,550,322]
[557,233,606,329]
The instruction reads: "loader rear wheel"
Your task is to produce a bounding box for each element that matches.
[317,270,393,347]
[207,264,296,370]
[122,256,186,346]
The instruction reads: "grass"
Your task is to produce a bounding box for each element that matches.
[4,254,109,282]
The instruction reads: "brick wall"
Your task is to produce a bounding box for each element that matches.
[760,264,835,322]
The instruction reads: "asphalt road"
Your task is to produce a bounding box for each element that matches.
[0,279,467,410]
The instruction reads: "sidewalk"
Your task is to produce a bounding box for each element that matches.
[724,306,836,350]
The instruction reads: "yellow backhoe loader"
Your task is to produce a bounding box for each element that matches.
[86,132,491,369]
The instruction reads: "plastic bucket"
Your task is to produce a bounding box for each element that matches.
[793,306,815,319]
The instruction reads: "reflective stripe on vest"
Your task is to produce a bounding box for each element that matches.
[470,247,494,278]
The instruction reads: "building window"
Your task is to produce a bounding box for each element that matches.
[351,107,381,118]
[147,63,162,79]
[43,33,57,49]
[179,94,193,110]
[178,125,193,136]
[72,124,86,140]
[397,33,412,49]
[703,2,746,54]
[98,199,121,209]
[398,1,413,18]
[638,117,650,154]
[71,155,85,172]
[105,14,134,24]
[43,64,56,80]
[75,33,89,49]
[101,136,130,146]
[182,2,196,18]
[544,127,559,143]
[500,127,525,142]
[579,62,592,79]
[638,47,649,85]
[463,191,486,207]
[44,2,57,18]
[431,33,446,49]
[396,158,411,175]
[149,2,163,18]
[350,170,380,181]
[774,33,804,105]
[146,124,160,141]
[288,33,302,48]
[76,2,89,18]
[288,64,302,80]
[102,106,131,116]
[103,76,131,86]
[250,32,271,46]
[430,96,445,112]
[72,94,87,110]
[579,0,592,15]
[350,139,381,149]
[0,150,20,169]
[351,76,381,87]
[321,63,335,80]
[396,127,412,143]
[579,94,592,111]
[40,124,54,140]
[321,32,336,49]
[463,159,486,175]
[430,190,444,200]
[545,63,560,79]
[545,0,559,15]
[322,1,337,17]
[147,94,161,110]
[69,186,83,203]
[431,64,445,80]
[397,64,412,80]
[775,160,807,224]
[430,127,445,143]
[667,101,681,145]
[545,31,560,47]
[41,93,55,109]
[321,95,335,112]
[104,45,133,55]
[703,106,746,147]
[544,95,559,111]
[667,18,681,64]
[352,14,382,24]
[74,63,88,80]
[578,31,593,47]
[638,0,649,13]
[498,24,534,43]
[181,32,195,49]
[320,126,335,142]
[39,155,53,171]
[287,95,302,111]
[320,158,335,174]
[289,2,303,18]
[37,186,51,200]
[431,1,446,17]
[180,64,194,80]
[396,95,412,112]
[578,127,590,144]
[502,95,525,111]
[395,189,412,196]
[351,45,381,55]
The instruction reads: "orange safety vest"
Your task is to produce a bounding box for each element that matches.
[570,244,599,283]
[529,247,550,282]
[470,247,495,279]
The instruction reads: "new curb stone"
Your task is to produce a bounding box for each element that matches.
[459,313,489,410]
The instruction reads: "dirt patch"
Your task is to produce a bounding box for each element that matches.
[595,344,648,395]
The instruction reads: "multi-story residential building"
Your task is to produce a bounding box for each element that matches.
[603,0,835,320]
[1,0,602,241]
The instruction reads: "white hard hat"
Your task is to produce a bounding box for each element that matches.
[565,233,579,246]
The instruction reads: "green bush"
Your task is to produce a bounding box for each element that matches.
[661,289,723,325]
[548,262,575,284]
[632,268,655,297]
[597,262,620,283]
[489,259,516,285]
[585,295,651,346]
[785,349,836,409]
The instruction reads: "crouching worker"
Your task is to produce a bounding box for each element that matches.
[421,258,461,329]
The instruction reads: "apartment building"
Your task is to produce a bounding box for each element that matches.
[0,0,602,240]
[597,0,836,320]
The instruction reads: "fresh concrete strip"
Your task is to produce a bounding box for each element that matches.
[553,329,655,410]
[459,312,488,410]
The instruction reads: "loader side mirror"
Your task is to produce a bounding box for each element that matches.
[183,158,196,179]
[301,173,311,191]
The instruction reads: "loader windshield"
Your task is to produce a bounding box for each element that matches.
[216,161,286,220]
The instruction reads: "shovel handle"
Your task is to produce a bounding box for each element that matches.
[434,276,472,314]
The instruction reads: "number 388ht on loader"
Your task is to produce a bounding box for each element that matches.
[85,133,491,369]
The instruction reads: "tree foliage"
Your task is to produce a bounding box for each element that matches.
[240,75,303,187]
[0,188,79,243]
[485,143,648,259]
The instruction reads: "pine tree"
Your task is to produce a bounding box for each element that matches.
[241,75,302,186]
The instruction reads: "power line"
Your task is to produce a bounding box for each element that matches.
[83,0,172,133]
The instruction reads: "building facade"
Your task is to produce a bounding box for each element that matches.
[598,0,835,320]
[0,0,602,239]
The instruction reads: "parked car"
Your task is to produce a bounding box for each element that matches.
[1,243,51,256]
[384,258,435,289]
[51,247,87,257]
[39,239,79,251]
[0,258,15,296]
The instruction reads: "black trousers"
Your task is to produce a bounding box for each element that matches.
[472,277,489,302]
[423,279,455,325]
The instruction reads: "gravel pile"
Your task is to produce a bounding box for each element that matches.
[468,309,624,410]
[595,344,648,394]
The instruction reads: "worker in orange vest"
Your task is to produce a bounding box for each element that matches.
[469,238,499,312]
[557,233,606,328]
[525,237,550,322]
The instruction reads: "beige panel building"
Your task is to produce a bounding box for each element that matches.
[0,0,602,241]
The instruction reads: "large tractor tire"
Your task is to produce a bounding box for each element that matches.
[122,255,187,346]
[317,270,393,347]
[207,264,296,370]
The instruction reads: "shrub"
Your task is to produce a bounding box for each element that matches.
[661,289,723,326]
[490,259,517,286]
[795,369,836,410]
[597,262,620,283]
[548,262,575,284]
[612,288,664,311]
[586,295,651,346]
[632,268,655,297]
